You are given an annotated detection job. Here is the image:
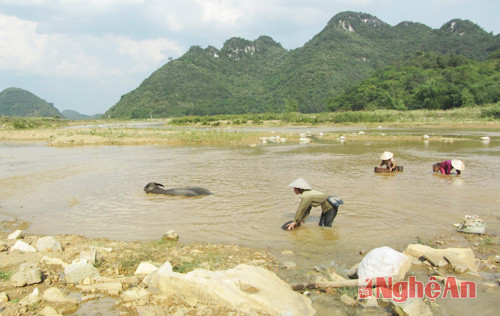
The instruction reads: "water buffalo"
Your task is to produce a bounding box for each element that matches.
[143,182,213,197]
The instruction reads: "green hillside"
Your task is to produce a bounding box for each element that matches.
[105,11,500,118]
[0,87,62,118]
[61,110,102,120]
[328,51,500,111]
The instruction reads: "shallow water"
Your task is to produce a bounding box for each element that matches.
[1,126,499,314]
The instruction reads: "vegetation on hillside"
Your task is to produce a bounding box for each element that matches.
[327,51,500,111]
[0,87,62,118]
[105,12,500,119]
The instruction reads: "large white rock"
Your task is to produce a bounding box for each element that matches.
[10,263,42,287]
[64,261,100,284]
[10,240,37,252]
[134,262,159,275]
[403,244,477,272]
[36,236,63,252]
[8,229,23,240]
[143,263,314,315]
[43,287,79,305]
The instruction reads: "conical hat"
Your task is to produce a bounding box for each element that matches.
[451,159,465,171]
[288,177,312,190]
[380,151,394,160]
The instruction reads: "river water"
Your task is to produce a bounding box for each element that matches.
[1,125,499,314]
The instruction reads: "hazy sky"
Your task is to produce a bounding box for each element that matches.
[1,0,498,115]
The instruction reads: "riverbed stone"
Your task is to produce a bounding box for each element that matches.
[41,256,68,268]
[10,262,43,287]
[77,281,123,295]
[36,236,63,252]
[143,263,314,315]
[135,262,159,275]
[43,287,79,305]
[404,244,476,272]
[39,306,62,316]
[162,230,179,241]
[8,229,23,240]
[0,291,9,303]
[80,249,102,265]
[391,298,432,316]
[10,240,37,252]
[340,294,357,306]
[64,261,100,284]
[43,287,79,314]
[18,288,41,306]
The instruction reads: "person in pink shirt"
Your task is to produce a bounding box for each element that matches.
[435,159,465,175]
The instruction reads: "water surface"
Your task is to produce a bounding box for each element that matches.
[1,126,499,314]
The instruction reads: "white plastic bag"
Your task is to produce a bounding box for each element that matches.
[357,246,410,280]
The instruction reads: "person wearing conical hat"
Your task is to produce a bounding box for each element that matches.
[380,151,397,172]
[435,159,465,175]
[285,177,343,231]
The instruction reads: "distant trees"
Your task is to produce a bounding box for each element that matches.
[327,52,500,112]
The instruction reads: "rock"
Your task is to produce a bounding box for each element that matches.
[8,229,23,240]
[121,288,150,303]
[281,261,297,269]
[39,306,62,316]
[36,236,63,252]
[0,243,8,252]
[43,287,79,305]
[42,287,79,314]
[404,244,477,272]
[64,261,100,284]
[143,263,314,315]
[162,230,179,241]
[77,281,123,296]
[136,306,166,316]
[10,262,43,287]
[364,297,379,308]
[340,294,357,306]
[41,256,68,268]
[80,250,102,265]
[18,288,40,306]
[391,298,432,316]
[281,250,294,256]
[0,291,9,303]
[348,263,359,279]
[135,262,159,275]
[444,253,470,274]
[357,247,411,281]
[10,240,37,252]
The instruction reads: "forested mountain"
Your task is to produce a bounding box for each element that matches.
[105,11,500,118]
[328,51,500,111]
[0,87,62,117]
[61,110,102,120]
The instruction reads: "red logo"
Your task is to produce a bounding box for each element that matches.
[358,276,476,302]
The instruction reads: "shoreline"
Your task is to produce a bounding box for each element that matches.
[1,120,498,146]
[1,218,498,315]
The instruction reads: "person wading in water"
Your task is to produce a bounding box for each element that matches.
[285,178,343,231]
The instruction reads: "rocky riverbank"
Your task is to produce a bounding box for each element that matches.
[1,216,499,315]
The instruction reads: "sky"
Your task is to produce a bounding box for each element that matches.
[0,0,499,115]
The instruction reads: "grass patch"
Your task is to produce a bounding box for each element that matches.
[0,270,13,280]
[166,104,500,126]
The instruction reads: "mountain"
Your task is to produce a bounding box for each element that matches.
[0,87,62,117]
[105,11,500,118]
[62,110,102,120]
